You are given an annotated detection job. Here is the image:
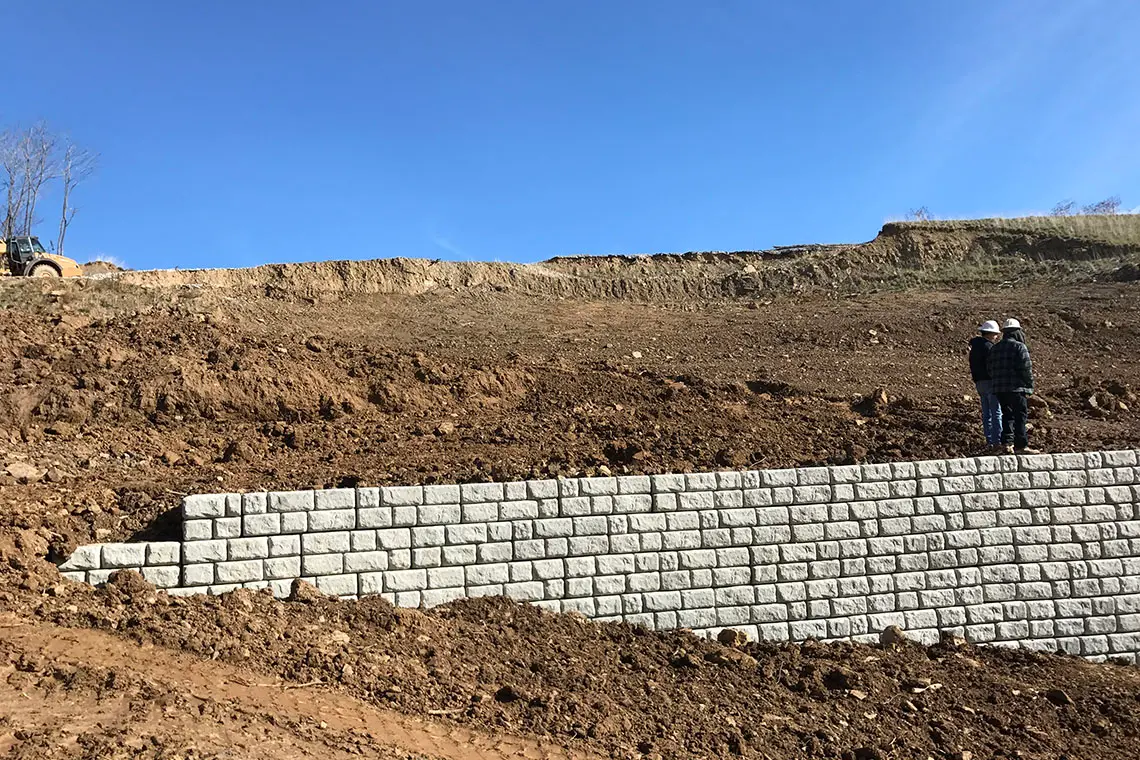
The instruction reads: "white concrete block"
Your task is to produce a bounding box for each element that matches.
[100,543,146,568]
[215,560,264,584]
[302,553,343,575]
[313,489,355,510]
[211,517,240,539]
[184,494,226,519]
[411,526,445,548]
[59,544,102,571]
[265,556,302,579]
[424,484,461,505]
[467,563,508,585]
[302,531,350,554]
[183,520,214,541]
[281,512,308,533]
[269,491,315,512]
[344,551,389,572]
[316,574,358,597]
[461,482,505,503]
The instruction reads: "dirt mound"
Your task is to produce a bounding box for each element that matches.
[81,260,126,275]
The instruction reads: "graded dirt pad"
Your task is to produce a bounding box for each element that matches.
[4,574,1140,760]
[0,222,1139,758]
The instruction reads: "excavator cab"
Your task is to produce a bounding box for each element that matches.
[1,235,83,277]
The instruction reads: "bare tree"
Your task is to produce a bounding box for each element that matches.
[1,122,60,238]
[57,139,98,257]
[1,128,25,238]
[1051,200,1076,216]
[1081,196,1122,215]
[906,206,932,222]
[17,122,57,235]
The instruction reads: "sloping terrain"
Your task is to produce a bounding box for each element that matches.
[99,215,1140,301]
[0,216,1139,758]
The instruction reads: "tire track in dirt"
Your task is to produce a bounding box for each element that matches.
[0,614,601,760]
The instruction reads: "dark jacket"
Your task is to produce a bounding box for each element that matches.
[987,333,1033,394]
[968,336,993,382]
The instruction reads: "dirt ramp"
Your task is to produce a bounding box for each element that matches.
[0,613,599,760]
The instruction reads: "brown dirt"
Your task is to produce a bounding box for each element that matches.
[2,572,1139,760]
[0,610,591,760]
[0,222,1138,758]
[79,260,125,276]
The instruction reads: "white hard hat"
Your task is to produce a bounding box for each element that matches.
[1003,318,1021,330]
[979,320,1000,334]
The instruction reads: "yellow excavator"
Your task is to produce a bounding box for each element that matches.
[1,235,83,277]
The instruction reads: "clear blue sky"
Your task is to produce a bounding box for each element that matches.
[6,1,1139,269]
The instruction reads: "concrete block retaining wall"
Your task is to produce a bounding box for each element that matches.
[58,450,1140,661]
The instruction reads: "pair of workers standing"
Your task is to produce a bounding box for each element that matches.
[968,318,1038,454]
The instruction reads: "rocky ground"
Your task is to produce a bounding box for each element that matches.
[0,225,1138,757]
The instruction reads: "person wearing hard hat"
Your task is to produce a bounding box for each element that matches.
[968,320,1003,450]
[986,318,1038,454]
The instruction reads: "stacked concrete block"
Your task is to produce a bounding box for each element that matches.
[56,541,181,588]
[57,449,1140,661]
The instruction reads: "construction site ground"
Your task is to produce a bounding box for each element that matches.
[1,225,1140,758]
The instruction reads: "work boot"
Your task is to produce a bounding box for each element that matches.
[1015,446,1040,454]
[1001,445,1015,455]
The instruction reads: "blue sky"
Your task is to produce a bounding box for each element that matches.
[5,1,1139,269]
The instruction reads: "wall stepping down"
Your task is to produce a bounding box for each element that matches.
[57,450,1140,661]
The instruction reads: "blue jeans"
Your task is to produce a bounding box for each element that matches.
[976,381,1003,445]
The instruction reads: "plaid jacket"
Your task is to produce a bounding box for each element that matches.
[987,336,1033,394]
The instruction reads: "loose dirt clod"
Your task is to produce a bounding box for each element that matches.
[717,628,750,647]
[879,625,908,647]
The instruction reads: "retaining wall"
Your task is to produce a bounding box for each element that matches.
[58,450,1140,661]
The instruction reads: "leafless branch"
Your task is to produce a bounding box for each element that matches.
[57,138,98,256]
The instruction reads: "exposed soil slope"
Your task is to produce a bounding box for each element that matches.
[101,216,1140,301]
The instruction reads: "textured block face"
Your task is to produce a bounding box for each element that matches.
[265,556,302,580]
[242,493,268,515]
[214,517,241,539]
[215,560,264,584]
[302,554,343,576]
[141,566,181,588]
[461,482,504,503]
[382,486,424,507]
[269,491,315,512]
[183,520,213,541]
[268,535,300,557]
[183,494,226,519]
[281,512,308,534]
[303,532,351,555]
[243,514,282,537]
[385,569,427,592]
[309,510,356,532]
[59,544,101,571]
[316,574,359,597]
[228,537,269,561]
[314,489,355,510]
[101,544,147,568]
